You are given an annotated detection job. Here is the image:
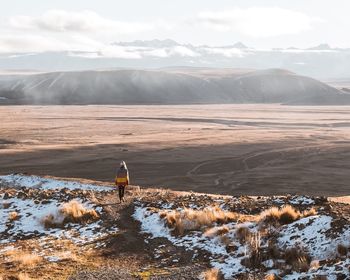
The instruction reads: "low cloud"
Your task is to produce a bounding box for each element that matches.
[9,10,153,34]
[196,7,320,37]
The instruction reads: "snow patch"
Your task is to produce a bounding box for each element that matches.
[0,174,111,192]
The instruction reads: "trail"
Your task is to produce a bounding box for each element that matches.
[187,143,332,187]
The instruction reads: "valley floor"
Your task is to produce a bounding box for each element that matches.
[1,105,350,196]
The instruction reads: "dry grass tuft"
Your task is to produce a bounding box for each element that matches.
[265,274,282,280]
[302,207,317,217]
[204,225,229,238]
[278,205,300,224]
[60,200,99,223]
[337,244,348,256]
[260,205,316,226]
[8,211,19,222]
[160,207,242,235]
[235,226,251,243]
[243,232,262,269]
[42,200,99,228]
[202,268,222,280]
[284,246,311,272]
[310,260,320,270]
[6,250,42,267]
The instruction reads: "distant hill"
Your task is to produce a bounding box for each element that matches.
[0,68,349,105]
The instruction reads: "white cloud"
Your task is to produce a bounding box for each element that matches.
[169,46,200,57]
[201,47,248,58]
[0,32,105,53]
[196,7,320,37]
[9,10,153,34]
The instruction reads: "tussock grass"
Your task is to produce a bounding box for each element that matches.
[160,206,241,235]
[6,250,42,267]
[284,246,311,272]
[260,205,316,226]
[8,211,19,222]
[60,200,99,223]
[235,226,251,243]
[241,232,262,269]
[42,200,99,228]
[310,260,320,270]
[202,268,221,280]
[204,225,229,238]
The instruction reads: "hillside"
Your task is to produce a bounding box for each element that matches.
[0,68,349,105]
[1,174,350,279]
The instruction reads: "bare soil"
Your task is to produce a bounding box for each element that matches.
[1,104,350,196]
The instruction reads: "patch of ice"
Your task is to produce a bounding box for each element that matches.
[0,174,112,192]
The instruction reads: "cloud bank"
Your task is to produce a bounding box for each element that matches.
[0,7,321,56]
[196,7,319,37]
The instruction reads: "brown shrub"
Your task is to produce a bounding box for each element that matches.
[8,211,19,222]
[284,246,311,272]
[42,200,99,228]
[337,244,348,256]
[235,226,251,243]
[202,268,222,280]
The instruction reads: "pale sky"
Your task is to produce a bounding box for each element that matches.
[0,0,349,54]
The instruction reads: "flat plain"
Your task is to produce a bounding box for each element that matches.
[1,104,350,196]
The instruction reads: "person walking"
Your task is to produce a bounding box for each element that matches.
[115,161,129,203]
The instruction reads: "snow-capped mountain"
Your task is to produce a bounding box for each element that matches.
[1,39,350,79]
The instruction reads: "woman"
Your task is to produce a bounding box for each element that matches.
[115,161,129,202]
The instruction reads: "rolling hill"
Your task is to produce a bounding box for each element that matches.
[0,68,349,105]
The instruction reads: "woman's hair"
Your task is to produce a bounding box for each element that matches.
[120,161,127,170]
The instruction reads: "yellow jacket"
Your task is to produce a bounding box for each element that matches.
[115,168,129,186]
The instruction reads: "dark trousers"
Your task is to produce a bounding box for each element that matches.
[118,185,125,201]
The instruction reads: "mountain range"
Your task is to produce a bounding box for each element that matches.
[1,39,350,79]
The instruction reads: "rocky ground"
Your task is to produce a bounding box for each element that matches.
[1,174,350,280]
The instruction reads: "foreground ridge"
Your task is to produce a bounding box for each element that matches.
[1,174,350,279]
